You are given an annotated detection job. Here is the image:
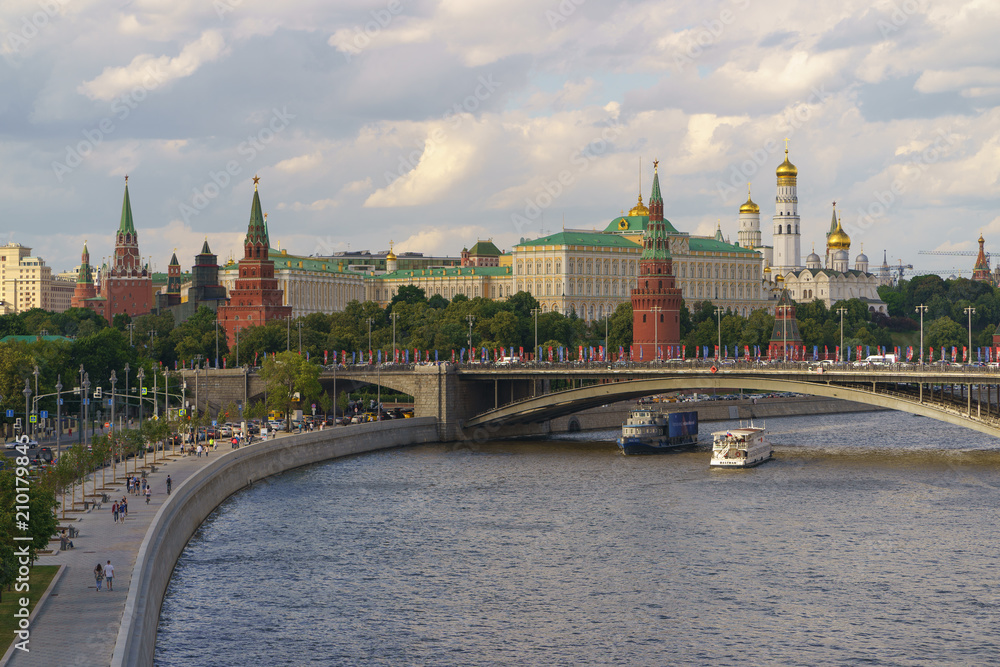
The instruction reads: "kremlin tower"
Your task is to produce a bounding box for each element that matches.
[217,177,291,347]
[70,242,97,308]
[737,184,761,250]
[972,235,991,282]
[768,289,803,359]
[631,160,682,360]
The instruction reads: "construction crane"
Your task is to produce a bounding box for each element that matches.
[910,268,975,278]
[893,260,913,281]
[919,249,990,260]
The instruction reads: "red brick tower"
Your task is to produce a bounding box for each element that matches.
[70,241,97,308]
[972,234,991,282]
[768,289,803,359]
[631,160,682,360]
[217,177,291,346]
[99,177,153,321]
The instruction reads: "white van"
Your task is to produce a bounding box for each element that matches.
[854,354,897,366]
[496,356,520,366]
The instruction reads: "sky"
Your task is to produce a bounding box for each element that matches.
[1,0,998,279]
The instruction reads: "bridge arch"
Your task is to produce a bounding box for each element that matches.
[464,376,1000,439]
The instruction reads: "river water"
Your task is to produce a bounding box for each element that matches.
[155,411,1000,666]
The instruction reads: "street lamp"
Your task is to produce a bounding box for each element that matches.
[915,304,928,367]
[715,307,724,362]
[466,315,475,360]
[110,370,117,433]
[652,306,663,361]
[124,363,131,426]
[604,315,609,362]
[297,320,303,354]
[137,368,145,424]
[55,377,62,456]
[836,307,847,363]
[22,379,31,441]
[366,317,374,362]
[235,327,241,367]
[215,320,220,369]
[965,306,976,364]
[390,311,399,363]
[126,322,136,346]
[531,307,540,363]
[82,373,90,444]
[31,365,39,438]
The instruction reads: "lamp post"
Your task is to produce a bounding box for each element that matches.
[31,364,38,438]
[235,327,240,367]
[604,315,609,362]
[55,377,62,456]
[466,315,475,361]
[531,307,540,363]
[82,374,90,444]
[137,368,145,428]
[22,379,31,442]
[126,322,135,346]
[390,312,399,363]
[915,304,928,367]
[110,370,117,433]
[297,320,303,354]
[836,307,847,363]
[366,318,374,362]
[192,354,203,415]
[215,320,220,369]
[965,306,976,365]
[286,316,291,351]
[652,306,663,361]
[715,307,724,362]
[78,364,85,443]
[123,363,130,426]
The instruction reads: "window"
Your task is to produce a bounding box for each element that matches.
[568,260,574,275]
[545,261,551,275]
[643,314,647,323]
[555,262,561,274]
[698,266,703,278]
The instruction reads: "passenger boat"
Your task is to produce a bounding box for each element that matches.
[617,407,698,455]
[710,423,771,468]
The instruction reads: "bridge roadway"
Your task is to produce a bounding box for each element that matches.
[185,361,1000,440]
[454,362,1000,438]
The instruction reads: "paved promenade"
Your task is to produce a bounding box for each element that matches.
[5,435,291,667]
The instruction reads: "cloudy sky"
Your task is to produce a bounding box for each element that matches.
[1,0,998,278]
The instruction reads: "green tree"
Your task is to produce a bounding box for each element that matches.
[318,391,333,419]
[260,351,321,431]
[926,316,965,350]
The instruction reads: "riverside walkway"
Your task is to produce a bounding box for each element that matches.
[4,434,294,667]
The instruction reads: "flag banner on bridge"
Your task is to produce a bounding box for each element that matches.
[953,346,958,362]
[813,346,818,360]
[639,346,643,361]
[377,350,382,363]
[964,347,968,362]
[987,347,992,362]
[519,346,524,359]
[714,345,719,359]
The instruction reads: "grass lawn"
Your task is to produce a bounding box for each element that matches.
[0,565,59,655]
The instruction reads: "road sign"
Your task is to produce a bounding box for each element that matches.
[179,409,186,416]
[141,387,148,396]
[83,399,89,406]
[40,411,48,419]
[107,399,113,406]
[212,420,217,426]
[29,415,37,423]
[58,398,63,405]
[5,409,12,418]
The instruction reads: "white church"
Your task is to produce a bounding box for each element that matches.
[736,145,888,314]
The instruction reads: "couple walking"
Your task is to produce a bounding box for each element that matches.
[93,560,114,591]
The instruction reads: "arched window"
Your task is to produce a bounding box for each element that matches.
[787,225,791,234]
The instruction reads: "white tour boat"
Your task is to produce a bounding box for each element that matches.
[710,423,771,468]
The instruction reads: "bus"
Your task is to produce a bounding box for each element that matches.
[268,410,286,422]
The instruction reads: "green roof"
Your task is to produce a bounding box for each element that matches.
[77,243,93,285]
[1,335,73,343]
[516,231,642,249]
[376,266,511,280]
[467,240,501,256]
[650,169,662,204]
[266,249,365,274]
[602,215,680,235]
[151,271,191,282]
[688,238,757,254]
[119,184,135,235]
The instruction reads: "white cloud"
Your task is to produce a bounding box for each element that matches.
[274,152,323,173]
[395,225,491,256]
[77,31,228,101]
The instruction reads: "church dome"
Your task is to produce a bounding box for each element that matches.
[827,218,851,250]
[739,187,759,214]
[776,149,797,180]
[834,249,849,262]
[807,250,821,264]
[855,251,868,264]
[628,194,649,217]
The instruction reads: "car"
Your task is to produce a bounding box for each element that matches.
[5,438,38,450]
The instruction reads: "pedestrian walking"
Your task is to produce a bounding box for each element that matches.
[166,475,172,495]
[112,502,118,523]
[104,560,114,591]
[231,436,238,449]
[145,487,151,504]
[196,444,203,457]
[94,563,104,591]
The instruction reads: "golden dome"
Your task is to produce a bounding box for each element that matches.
[827,215,851,250]
[386,240,397,261]
[739,184,759,214]
[628,193,649,217]
[775,273,784,282]
[763,265,771,273]
[776,148,797,180]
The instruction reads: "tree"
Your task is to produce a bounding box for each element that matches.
[260,351,321,431]
[926,316,965,350]
[389,285,427,310]
[319,391,333,419]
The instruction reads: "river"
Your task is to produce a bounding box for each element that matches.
[155,411,1000,666]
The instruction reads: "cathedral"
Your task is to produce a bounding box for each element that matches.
[741,146,887,314]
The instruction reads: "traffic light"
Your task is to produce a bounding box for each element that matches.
[94,387,102,398]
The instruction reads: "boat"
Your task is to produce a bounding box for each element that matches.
[710,423,771,468]
[617,408,698,455]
